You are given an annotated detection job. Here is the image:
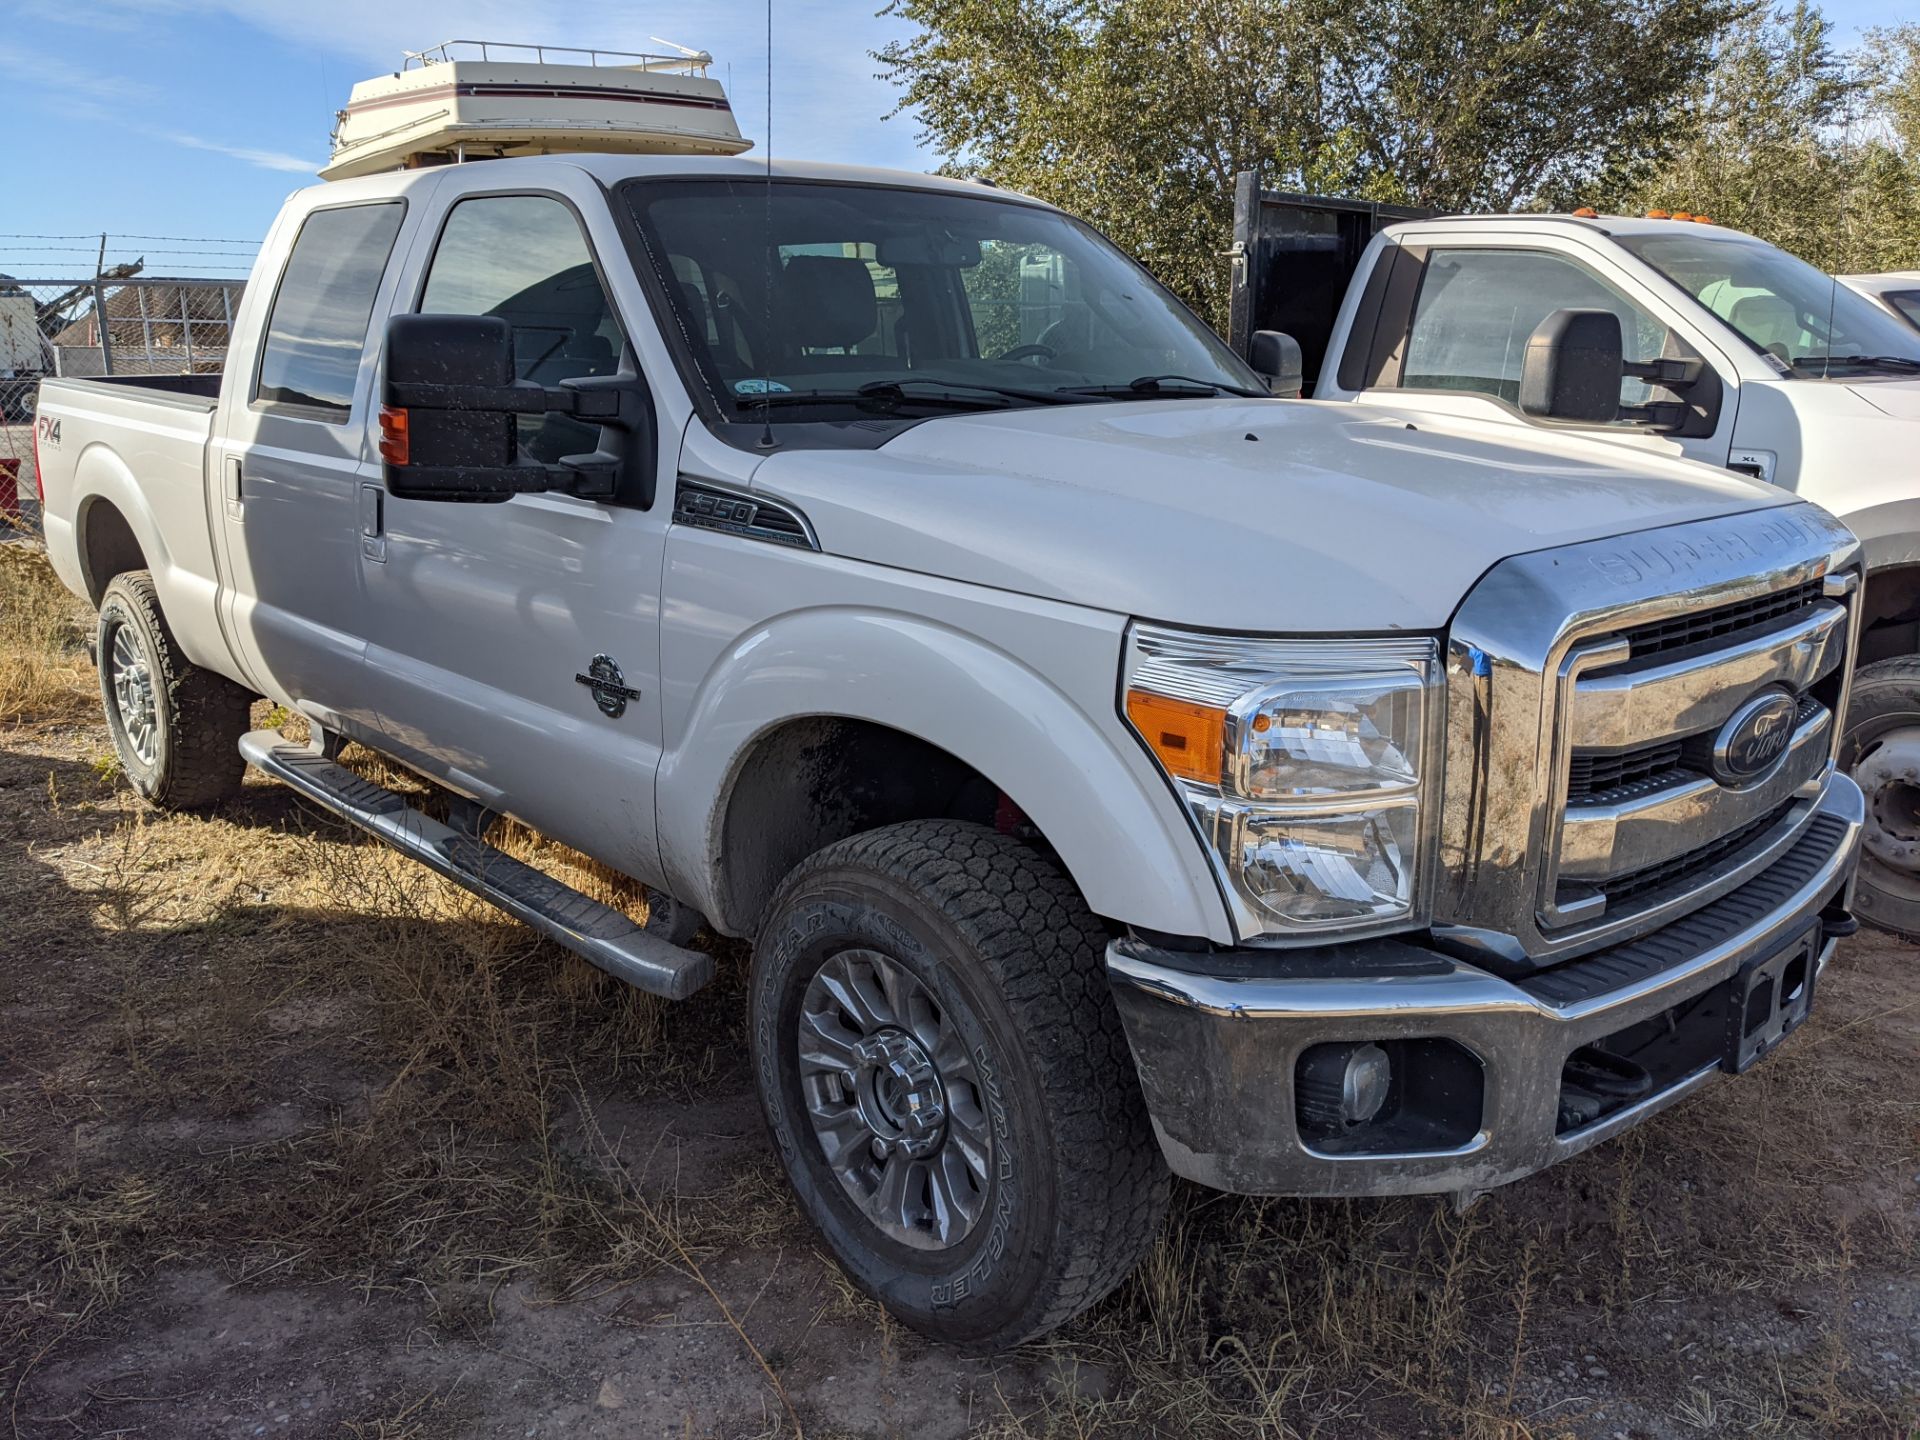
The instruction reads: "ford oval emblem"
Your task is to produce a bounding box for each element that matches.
[1710,690,1798,785]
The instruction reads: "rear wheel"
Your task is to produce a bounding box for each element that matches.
[1842,654,1920,938]
[750,820,1169,1351]
[97,571,251,809]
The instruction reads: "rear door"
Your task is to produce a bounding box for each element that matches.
[211,197,412,728]
[1316,229,1743,472]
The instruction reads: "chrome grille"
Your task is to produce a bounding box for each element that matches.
[1434,504,1863,972]
[1590,801,1797,905]
[1566,740,1687,801]
[1615,578,1824,660]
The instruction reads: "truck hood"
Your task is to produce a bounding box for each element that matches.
[748,399,1793,632]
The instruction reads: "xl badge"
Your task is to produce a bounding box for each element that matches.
[1710,690,1797,786]
[575,654,643,719]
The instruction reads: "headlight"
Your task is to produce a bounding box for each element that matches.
[1123,625,1442,939]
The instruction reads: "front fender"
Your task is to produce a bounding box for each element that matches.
[655,605,1232,944]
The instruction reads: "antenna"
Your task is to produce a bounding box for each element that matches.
[757,0,776,449]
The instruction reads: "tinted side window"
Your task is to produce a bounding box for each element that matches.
[1401,249,1673,414]
[255,203,404,418]
[420,195,625,462]
[1886,290,1920,332]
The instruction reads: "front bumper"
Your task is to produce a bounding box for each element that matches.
[1107,774,1863,1200]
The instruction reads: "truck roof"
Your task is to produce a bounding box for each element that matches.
[1388,212,1770,243]
[296,153,1050,209]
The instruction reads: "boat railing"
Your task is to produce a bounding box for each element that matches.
[402,40,713,75]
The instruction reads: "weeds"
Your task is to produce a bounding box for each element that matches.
[0,544,1916,1438]
[0,542,91,725]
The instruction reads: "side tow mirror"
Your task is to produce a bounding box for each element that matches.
[1248,329,1305,398]
[1518,309,1624,424]
[380,313,655,505]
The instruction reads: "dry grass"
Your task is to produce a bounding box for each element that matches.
[0,542,92,726]
[0,543,1915,1439]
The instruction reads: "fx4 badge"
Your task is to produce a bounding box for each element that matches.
[575,654,643,719]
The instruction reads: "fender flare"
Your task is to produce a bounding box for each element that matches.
[72,444,172,595]
[654,608,1233,943]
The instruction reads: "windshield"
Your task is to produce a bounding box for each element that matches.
[622,179,1262,422]
[1617,231,1920,376]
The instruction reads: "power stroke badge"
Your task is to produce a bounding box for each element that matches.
[575,653,643,719]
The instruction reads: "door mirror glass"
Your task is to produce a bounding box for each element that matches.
[1248,329,1304,397]
[1519,309,1624,424]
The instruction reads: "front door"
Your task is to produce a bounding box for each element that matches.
[211,198,409,735]
[1332,239,1739,473]
[358,180,673,887]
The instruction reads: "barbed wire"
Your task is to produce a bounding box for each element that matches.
[0,232,261,245]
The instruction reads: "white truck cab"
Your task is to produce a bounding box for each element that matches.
[1227,180,1920,933]
[33,147,1867,1352]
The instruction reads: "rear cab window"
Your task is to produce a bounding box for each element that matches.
[253,202,405,421]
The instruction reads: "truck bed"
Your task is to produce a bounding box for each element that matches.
[33,375,224,672]
[46,372,223,410]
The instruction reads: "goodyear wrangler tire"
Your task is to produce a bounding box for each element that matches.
[97,571,250,810]
[750,819,1170,1351]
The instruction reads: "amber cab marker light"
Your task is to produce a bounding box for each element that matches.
[1572,206,1599,218]
[1125,689,1226,785]
[1646,209,1672,219]
[378,405,410,466]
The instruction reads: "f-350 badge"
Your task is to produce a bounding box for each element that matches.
[575,654,643,719]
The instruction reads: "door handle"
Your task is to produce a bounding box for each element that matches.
[359,482,387,562]
[223,456,243,518]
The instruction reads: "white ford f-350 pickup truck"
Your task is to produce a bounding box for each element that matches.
[1225,179,1920,934]
[33,154,1865,1351]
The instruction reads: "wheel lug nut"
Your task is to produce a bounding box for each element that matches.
[870,1136,890,1160]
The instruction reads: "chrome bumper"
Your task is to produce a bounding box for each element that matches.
[1107,774,1863,1200]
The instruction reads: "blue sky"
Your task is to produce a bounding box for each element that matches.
[3,0,1911,280]
[2,0,934,279]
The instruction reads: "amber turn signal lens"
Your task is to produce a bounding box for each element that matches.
[1126,690,1226,784]
[1646,208,1671,219]
[378,405,410,466]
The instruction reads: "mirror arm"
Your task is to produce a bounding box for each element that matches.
[1623,356,1702,390]
[1618,400,1690,432]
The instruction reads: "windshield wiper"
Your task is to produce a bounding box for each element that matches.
[731,377,1084,414]
[1789,354,1920,375]
[1056,373,1265,399]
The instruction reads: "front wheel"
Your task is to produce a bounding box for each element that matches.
[750,820,1169,1351]
[97,571,251,809]
[1843,654,1920,938]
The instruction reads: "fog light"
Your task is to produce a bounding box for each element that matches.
[1296,1041,1392,1134]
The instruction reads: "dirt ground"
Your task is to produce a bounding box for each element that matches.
[1,539,1916,1440]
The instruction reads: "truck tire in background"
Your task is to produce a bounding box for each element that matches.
[1843,654,1920,939]
[750,819,1170,1351]
[97,570,251,810]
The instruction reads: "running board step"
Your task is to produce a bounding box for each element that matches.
[239,732,715,1001]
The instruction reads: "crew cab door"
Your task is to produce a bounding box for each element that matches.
[1313,227,1743,473]
[357,172,676,888]
[210,198,411,731]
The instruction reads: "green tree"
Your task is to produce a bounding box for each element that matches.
[1615,8,1920,272]
[878,0,1737,324]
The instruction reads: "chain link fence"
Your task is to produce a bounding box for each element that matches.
[1,277,246,537]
